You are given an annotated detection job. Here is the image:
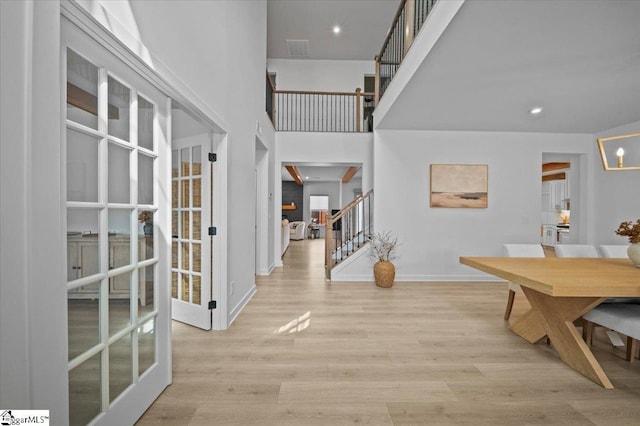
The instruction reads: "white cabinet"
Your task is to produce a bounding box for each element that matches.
[542,180,568,212]
[541,181,552,212]
[67,235,146,305]
[558,229,570,245]
[67,239,100,294]
[109,239,132,294]
[555,179,568,210]
[542,225,557,246]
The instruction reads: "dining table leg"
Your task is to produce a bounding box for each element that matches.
[513,287,612,389]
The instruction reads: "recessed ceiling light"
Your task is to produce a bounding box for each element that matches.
[332,25,341,35]
[529,107,543,115]
[305,176,309,179]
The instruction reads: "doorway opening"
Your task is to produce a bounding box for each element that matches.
[541,153,584,250]
[171,102,226,331]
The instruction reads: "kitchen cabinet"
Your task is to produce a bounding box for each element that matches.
[558,229,570,245]
[67,234,147,305]
[542,225,557,246]
[542,180,568,212]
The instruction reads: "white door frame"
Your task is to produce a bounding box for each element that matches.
[255,138,270,275]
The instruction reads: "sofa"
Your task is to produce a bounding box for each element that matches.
[289,221,306,240]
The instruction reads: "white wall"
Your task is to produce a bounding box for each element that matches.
[267,59,374,92]
[341,178,363,207]
[593,121,640,244]
[1,0,66,416]
[335,129,597,281]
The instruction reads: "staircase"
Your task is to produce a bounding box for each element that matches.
[325,190,373,279]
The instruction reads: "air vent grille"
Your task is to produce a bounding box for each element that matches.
[286,39,310,58]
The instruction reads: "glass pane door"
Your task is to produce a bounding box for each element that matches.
[171,105,213,330]
[64,25,169,424]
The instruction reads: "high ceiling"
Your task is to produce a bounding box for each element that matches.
[377,0,640,134]
[268,0,640,135]
[267,0,400,61]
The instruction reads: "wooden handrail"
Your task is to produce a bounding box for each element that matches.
[329,189,373,223]
[274,89,366,97]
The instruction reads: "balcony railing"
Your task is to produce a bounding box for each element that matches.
[375,0,438,105]
[267,85,374,133]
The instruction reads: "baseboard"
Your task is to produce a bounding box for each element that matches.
[395,275,506,282]
[330,274,506,282]
[256,263,274,276]
[228,284,257,327]
[330,274,373,282]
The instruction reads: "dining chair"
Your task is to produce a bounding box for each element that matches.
[584,303,640,363]
[592,244,639,304]
[502,244,545,320]
[599,244,629,259]
[559,243,640,356]
[555,244,599,258]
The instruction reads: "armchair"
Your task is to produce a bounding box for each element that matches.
[290,221,306,240]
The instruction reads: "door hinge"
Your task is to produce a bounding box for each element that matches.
[208,226,217,236]
[209,153,217,162]
[208,300,217,310]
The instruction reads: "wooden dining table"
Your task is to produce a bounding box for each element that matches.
[459,256,640,389]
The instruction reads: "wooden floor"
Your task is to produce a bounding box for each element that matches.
[138,239,640,425]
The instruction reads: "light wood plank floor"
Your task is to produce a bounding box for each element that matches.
[138,239,640,425]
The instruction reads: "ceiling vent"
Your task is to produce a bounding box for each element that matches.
[286,39,310,58]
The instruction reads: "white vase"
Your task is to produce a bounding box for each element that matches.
[628,243,640,268]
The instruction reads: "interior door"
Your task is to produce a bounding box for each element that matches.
[63,18,171,426]
[171,134,213,330]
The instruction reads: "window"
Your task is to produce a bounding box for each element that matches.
[309,195,329,225]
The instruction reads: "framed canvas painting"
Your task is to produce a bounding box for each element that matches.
[430,164,488,208]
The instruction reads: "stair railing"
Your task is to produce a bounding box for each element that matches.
[325,189,374,279]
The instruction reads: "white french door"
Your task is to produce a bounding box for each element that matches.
[171,134,214,330]
[63,18,170,426]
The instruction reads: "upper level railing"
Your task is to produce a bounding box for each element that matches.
[325,189,373,279]
[375,0,438,105]
[267,83,374,133]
